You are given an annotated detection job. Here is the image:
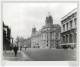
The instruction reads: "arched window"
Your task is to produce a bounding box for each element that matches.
[70,20,73,29]
[66,23,68,31]
[63,24,65,31]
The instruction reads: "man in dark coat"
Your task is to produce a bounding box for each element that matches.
[13,45,18,56]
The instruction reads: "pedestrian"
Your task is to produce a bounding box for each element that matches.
[13,45,18,56]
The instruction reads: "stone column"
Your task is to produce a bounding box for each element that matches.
[72,33,76,43]
[48,32,50,48]
[54,33,56,48]
[71,33,74,43]
[74,33,76,43]
[64,35,66,43]
[68,34,69,43]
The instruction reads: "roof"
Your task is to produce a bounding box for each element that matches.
[61,8,77,20]
[42,24,61,29]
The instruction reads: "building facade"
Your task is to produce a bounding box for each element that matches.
[31,14,61,48]
[16,37,31,50]
[3,22,11,50]
[60,8,77,48]
[22,38,31,48]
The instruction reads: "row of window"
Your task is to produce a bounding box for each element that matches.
[62,33,76,43]
[32,32,58,43]
[63,18,76,32]
[63,34,72,43]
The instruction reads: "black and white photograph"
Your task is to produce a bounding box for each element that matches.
[2,2,77,62]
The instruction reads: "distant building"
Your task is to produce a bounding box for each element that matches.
[17,37,31,50]
[31,14,61,48]
[60,8,77,48]
[3,22,11,50]
[23,38,31,48]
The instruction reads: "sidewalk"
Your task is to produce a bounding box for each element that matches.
[23,48,76,61]
[3,50,22,61]
[3,50,32,61]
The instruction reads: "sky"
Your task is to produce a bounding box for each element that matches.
[3,2,77,39]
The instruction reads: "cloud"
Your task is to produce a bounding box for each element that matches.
[3,3,77,39]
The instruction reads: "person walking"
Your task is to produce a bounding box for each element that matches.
[13,45,18,56]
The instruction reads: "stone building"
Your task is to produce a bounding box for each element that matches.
[31,14,61,48]
[60,8,77,48]
[23,38,31,48]
[16,37,31,50]
[3,22,11,50]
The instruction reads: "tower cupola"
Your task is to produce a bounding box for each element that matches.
[45,13,53,26]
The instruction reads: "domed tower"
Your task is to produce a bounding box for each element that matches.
[32,27,36,35]
[45,13,53,26]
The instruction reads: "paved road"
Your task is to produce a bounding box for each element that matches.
[24,48,76,61]
[3,48,76,61]
[3,50,32,61]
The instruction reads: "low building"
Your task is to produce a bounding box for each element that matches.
[31,14,61,48]
[60,8,77,48]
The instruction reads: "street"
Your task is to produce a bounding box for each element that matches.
[24,48,76,61]
[3,48,76,61]
[3,3,77,62]
[3,50,32,61]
